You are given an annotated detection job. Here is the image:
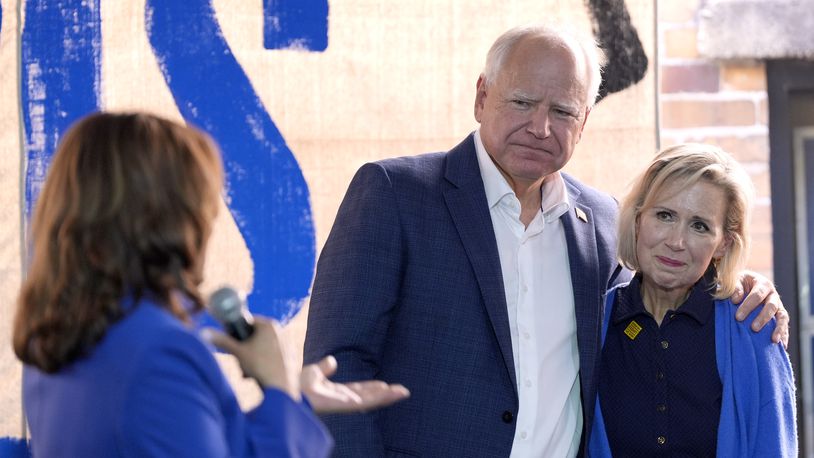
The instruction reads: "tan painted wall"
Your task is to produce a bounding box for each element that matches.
[0,0,656,439]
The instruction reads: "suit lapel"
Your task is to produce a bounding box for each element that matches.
[443,136,517,391]
[561,181,602,403]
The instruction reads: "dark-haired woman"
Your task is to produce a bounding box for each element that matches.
[14,112,407,457]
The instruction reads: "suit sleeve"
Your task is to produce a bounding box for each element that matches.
[118,328,332,457]
[606,264,633,290]
[604,197,632,290]
[304,162,405,457]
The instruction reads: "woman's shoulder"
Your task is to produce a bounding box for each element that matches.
[715,298,777,339]
[113,300,230,405]
[113,299,195,341]
[103,299,217,374]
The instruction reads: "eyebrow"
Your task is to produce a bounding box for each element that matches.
[552,102,580,114]
[507,90,539,103]
[505,90,581,114]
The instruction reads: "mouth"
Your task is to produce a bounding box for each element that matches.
[512,143,553,156]
[656,256,685,268]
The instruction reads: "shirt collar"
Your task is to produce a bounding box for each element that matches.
[474,129,570,222]
[612,272,717,325]
[540,173,570,223]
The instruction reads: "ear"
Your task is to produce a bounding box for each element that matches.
[576,107,591,143]
[474,75,487,123]
[713,234,732,259]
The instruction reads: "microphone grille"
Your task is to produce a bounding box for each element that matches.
[207,287,244,324]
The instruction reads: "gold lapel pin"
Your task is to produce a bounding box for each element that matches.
[624,320,642,340]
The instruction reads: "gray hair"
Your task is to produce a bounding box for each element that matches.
[481,24,606,108]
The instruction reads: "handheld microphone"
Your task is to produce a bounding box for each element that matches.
[207,286,255,341]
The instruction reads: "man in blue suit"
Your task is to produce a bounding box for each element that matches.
[304,24,786,457]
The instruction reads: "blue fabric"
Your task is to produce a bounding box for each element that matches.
[597,276,722,455]
[23,297,332,457]
[589,286,797,457]
[0,438,31,458]
[714,297,798,456]
[304,134,631,457]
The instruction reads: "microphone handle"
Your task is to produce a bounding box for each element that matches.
[226,321,264,389]
[225,319,255,341]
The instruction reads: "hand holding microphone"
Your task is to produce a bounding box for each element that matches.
[204,287,300,401]
[204,287,410,413]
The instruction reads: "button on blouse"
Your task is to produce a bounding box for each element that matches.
[597,274,722,456]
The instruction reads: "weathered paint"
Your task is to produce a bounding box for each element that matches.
[21,0,102,217]
[0,438,30,458]
[147,0,323,321]
[263,0,329,51]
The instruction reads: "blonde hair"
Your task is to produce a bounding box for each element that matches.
[617,143,754,299]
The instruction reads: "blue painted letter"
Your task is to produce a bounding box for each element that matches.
[147,1,322,320]
[264,0,329,51]
[22,0,102,216]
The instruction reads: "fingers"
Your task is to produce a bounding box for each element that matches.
[735,282,777,320]
[200,327,240,355]
[249,318,300,397]
[307,380,410,414]
[252,315,282,334]
[749,296,778,331]
[344,381,410,412]
[732,270,791,347]
[300,363,325,393]
[204,316,300,399]
[734,286,790,348]
[730,281,745,306]
[317,355,338,378]
[755,291,790,347]
[302,356,410,414]
[358,382,410,409]
[768,294,790,348]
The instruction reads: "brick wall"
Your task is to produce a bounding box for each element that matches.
[658,0,774,279]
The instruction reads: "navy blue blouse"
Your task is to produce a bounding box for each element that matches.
[597,274,722,456]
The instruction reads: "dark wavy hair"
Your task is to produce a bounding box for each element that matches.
[13,112,223,373]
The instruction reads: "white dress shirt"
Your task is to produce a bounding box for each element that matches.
[474,130,582,457]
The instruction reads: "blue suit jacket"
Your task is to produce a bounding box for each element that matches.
[304,135,629,457]
[24,296,332,457]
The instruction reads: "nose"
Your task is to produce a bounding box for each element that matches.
[526,107,551,139]
[665,226,686,251]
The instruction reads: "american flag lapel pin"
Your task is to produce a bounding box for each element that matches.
[575,207,588,223]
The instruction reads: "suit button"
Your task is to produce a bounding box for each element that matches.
[502,411,514,423]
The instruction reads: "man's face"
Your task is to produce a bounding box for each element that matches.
[475,37,590,187]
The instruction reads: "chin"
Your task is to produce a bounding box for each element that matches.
[646,272,686,290]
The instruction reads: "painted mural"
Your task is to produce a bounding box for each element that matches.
[146,0,320,322]
[0,0,656,450]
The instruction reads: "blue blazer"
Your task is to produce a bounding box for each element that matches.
[24,297,332,457]
[304,135,629,457]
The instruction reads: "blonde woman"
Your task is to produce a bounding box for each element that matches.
[589,144,796,456]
